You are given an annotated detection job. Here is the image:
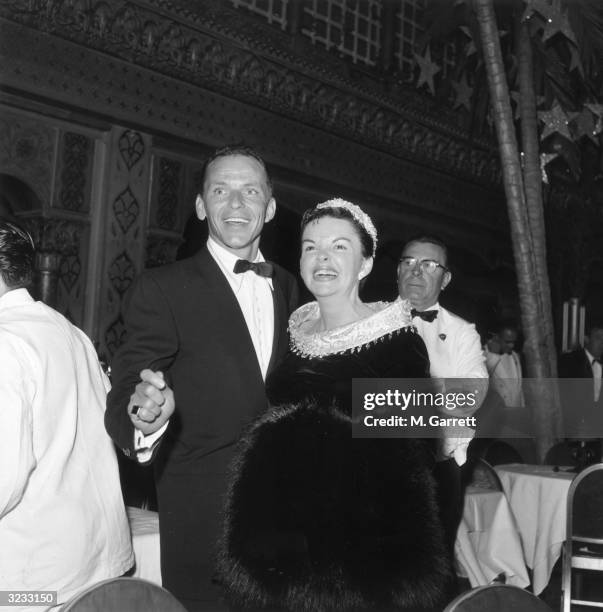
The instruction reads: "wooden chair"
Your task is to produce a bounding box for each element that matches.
[562,462,603,612]
[444,584,552,611]
[60,577,187,611]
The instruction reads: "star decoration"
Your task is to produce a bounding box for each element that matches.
[540,152,559,184]
[522,0,555,23]
[542,8,577,44]
[569,47,584,76]
[414,46,441,96]
[522,0,577,44]
[459,27,477,56]
[586,104,603,119]
[571,109,599,144]
[538,102,572,140]
[452,72,473,111]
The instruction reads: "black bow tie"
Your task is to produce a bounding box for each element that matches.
[593,358,602,366]
[233,259,274,278]
[411,308,438,322]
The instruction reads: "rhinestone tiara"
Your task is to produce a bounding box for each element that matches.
[315,198,378,256]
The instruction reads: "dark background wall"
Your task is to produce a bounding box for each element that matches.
[0,0,542,359]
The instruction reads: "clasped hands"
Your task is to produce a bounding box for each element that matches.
[128,369,175,435]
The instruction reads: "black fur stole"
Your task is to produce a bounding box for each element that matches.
[218,401,454,611]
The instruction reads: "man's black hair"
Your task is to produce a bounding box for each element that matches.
[201,144,273,196]
[0,218,35,289]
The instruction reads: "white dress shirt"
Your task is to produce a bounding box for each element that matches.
[411,302,488,465]
[585,348,602,402]
[207,237,274,380]
[484,348,525,408]
[135,238,275,459]
[0,289,133,610]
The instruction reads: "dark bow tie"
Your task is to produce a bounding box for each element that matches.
[411,308,438,322]
[593,358,602,366]
[233,259,274,278]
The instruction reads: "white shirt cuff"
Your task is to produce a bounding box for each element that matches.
[133,422,168,463]
[440,436,473,466]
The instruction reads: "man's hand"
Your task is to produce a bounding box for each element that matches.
[128,369,174,435]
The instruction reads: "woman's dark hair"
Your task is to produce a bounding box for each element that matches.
[300,206,374,259]
[0,219,35,289]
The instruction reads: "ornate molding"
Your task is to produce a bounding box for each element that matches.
[0,0,501,188]
[155,157,180,230]
[0,109,55,207]
[23,216,82,255]
[57,131,92,211]
[113,186,140,234]
[145,234,181,268]
[108,250,136,296]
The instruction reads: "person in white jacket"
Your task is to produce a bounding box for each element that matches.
[0,220,133,611]
[397,235,488,557]
[484,322,525,410]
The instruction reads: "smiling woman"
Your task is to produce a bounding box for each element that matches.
[218,199,455,612]
[299,208,373,321]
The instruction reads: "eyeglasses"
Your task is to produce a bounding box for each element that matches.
[398,256,448,274]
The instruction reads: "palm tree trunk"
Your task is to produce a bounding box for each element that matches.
[473,0,556,459]
[516,19,558,379]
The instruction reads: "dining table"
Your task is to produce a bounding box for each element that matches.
[455,485,530,588]
[127,506,162,585]
[127,488,536,594]
[494,463,575,595]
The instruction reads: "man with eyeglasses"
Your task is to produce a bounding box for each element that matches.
[397,235,488,556]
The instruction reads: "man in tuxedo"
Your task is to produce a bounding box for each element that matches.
[558,321,603,458]
[105,145,298,611]
[397,235,488,554]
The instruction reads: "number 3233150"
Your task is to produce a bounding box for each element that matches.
[0,591,57,606]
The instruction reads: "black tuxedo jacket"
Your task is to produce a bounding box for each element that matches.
[558,348,603,438]
[559,348,595,379]
[105,246,299,473]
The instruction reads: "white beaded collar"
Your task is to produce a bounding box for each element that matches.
[289,298,415,358]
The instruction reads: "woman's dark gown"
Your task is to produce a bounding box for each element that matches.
[218,300,455,611]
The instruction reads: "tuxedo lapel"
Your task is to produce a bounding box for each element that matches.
[268,266,290,374]
[582,350,595,379]
[193,248,264,383]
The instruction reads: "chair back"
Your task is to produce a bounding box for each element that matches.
[544,441,576,467]
[484,440,524,466]
[60,577,187,612]
[562,463,603,611]
[567,462,603,544]
[467,458,503,491]
[444,584,552,611]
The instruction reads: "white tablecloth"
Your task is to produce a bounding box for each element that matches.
[455,486,529,588]
[127,506,161,585]
[494,463,575,594]
[126,493,536,594]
